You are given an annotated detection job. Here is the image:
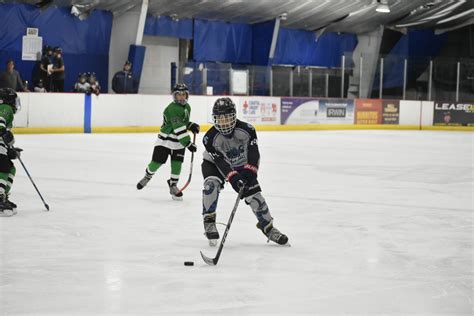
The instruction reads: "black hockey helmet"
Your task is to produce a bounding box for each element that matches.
[212,97,236,135]
[78,72,87,82]
[172,83,189,105]
[43,45,53,54]
[0,88,20,113]
[54,46,62,54]
[87,72,97,81]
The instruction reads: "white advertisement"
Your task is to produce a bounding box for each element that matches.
[22,35,42,61]
[238,97,280,125]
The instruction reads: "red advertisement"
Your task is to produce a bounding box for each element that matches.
[355,99,383,124]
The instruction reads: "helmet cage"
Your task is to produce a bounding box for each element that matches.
[173,90,188,105]
[213,112,236,135]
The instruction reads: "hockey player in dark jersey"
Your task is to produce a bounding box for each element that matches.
[136,83,199,200]
[201,97,288,246]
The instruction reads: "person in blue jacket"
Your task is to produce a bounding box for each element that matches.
[112,60,138,94]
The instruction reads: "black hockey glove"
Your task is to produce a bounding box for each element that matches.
[227,171,246,197]
[1,130,15,146]
[187,122,200,134]
[7,147,22,160]
[240,164,258,186]
[186,142,197,153]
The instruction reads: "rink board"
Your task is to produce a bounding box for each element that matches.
[12,93,473,133]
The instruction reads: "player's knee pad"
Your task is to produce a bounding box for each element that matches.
[245,192,273,225]
[202,177,221,215]
[0,155,13,173]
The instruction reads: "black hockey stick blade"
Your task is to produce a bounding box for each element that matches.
[200,250,217,266]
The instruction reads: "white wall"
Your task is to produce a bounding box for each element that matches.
[15,93,84,128]
[91,94,168,127]
[421,101,434,126]
[108,8,142,92]
[399,100,422,126]
[140,35,179,95]
[13,94,446,130]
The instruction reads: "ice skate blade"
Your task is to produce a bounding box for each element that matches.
[171,195,183,201]
[208,239,218,247]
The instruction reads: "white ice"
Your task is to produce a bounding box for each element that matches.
[0,130,472,315]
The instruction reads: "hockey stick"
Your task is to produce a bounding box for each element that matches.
[200,186,244,266]
[15,150,50,211]
[176,132,196,194]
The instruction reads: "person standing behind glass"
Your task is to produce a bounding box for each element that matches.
[51,47,65,92]
[112,60,138,94]
[39,45,53,91]
[0,60,29,92]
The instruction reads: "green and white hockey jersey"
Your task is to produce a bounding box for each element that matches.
[0,103,14,156]
[155,101,192,150]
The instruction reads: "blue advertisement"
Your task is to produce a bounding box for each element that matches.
[281,98,354,125]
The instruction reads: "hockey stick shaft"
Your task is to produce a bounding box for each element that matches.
[16,154,50,211]
[177,133,196,194]
[200,186,244,266]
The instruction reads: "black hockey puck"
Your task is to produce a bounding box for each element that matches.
[184,261,194,266]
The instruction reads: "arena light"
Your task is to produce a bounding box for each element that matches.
[376,0,390,13]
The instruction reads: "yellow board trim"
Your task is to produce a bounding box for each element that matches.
[12,124,473,134]
[92,126,161,133]
[420,126,474,132]
[13,127,84,134]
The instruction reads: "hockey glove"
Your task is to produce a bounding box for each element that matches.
[227,171,246,196]
[7,147,22,160]
[1,130,14,146]
[186,142,197,153]
[187,122,200,134]
[240,164,258,186]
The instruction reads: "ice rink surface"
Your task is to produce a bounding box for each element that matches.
[0,130,472,315]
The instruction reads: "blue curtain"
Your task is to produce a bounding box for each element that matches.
[251,20,275,66]
[193,19,252,64]
[0,3,112,92]
[374,29,447,90]
[144,15,193,39]
[250,20,357,67]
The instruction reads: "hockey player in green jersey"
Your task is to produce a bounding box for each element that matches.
[136,83,199,200]
[0,88,22,217]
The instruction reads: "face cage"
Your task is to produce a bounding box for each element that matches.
[173,91,188,105]
[213,113,236,135]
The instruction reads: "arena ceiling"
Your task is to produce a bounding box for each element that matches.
[5,0,474,34]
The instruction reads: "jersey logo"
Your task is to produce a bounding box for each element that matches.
[203,135,209,146]
[225,145,245,162]
[250,138,258,146]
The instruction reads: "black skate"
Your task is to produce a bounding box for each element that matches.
[204,213,219,246]
[0,194,14,217]
[136,174,152,190]
[167,179,183,201]
[5,193,17,214]
[257,223,289,245]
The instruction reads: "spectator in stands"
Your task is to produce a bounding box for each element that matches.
[74,73,90,93]
[39,45,54,91]
[0,60,29,92]
[112,60,138,94]
[34,79,47,93]
[88,72,101,96]
[51,47,65,92]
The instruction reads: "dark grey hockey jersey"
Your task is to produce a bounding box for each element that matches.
[203,120,260,177]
